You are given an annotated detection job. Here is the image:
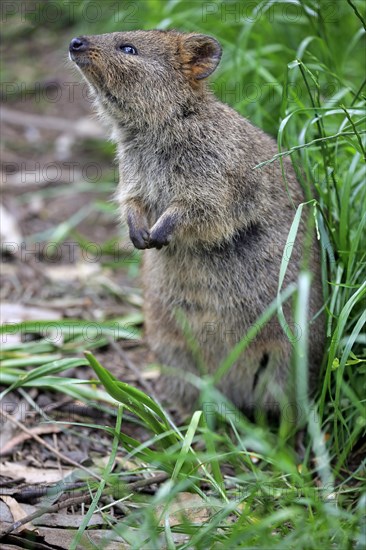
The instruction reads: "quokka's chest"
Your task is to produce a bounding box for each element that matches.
[119,151,175,215]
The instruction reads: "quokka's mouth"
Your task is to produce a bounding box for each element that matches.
[69,53,103,90]
[69,52,91,68]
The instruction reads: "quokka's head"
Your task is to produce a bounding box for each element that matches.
[69,30,222,127]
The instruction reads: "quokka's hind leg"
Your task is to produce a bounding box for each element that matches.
[214,341,294,419]
[154,348,202,412]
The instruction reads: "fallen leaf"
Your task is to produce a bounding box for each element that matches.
[0,204,23,251]
[0,425,67,457]
[157,492,211,526]
[44,262,100,282]
[0,462,70,484]
[0,495,36,533]
[0,303,61,324]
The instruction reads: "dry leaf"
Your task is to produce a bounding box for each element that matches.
[0,495,36,533]
[0,204,22,249]
[0,303,61,324]
[44,262,100,282]
[0,462,70,484]
[0,425,66,457]
[157,492,211,526]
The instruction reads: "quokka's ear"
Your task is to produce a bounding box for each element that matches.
[181,34,222,80]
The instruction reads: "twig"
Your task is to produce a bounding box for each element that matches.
[0,410,102,481]
[122,472,169,492]
[0,482,87,501]
[0,106,104,138]
[0,424,64,457]
[0,494,91,538]
[0,472,169,537]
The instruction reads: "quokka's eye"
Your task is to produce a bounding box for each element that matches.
[119,44,137,55]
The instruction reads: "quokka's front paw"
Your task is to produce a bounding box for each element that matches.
[148,214,177,249]
[127,209,151,249]
[128,222,150,250]
[148,227,172,249]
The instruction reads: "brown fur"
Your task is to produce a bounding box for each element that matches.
[70,30,324,415]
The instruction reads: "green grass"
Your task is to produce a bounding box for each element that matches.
[1,0,365,548]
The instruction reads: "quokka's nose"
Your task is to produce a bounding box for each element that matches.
[69,37,89,53]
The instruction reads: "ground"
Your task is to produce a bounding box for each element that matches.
[1,20,165,549]
[1,3,365,549]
